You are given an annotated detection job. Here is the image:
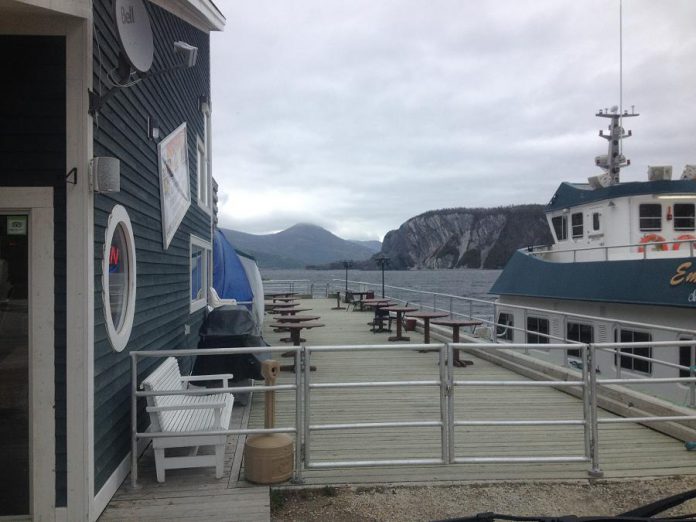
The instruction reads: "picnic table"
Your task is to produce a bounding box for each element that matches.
[363,300,396,332]
[406,311,449,344]
[382,306,418,342]
[431,319,482,367]
[347,291,372,311]
[264,292,298,303]
[274,314,320,323]
[276,307,311,316]
[273,314,320,337]
[269,321,325,372]
[267,302,300,313]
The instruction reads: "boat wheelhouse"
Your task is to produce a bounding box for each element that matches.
[492,107,696,405]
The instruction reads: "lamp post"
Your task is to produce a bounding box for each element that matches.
[343,260,353,295]
[375,254,389,298]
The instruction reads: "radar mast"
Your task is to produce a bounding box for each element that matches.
[593,106,638,185]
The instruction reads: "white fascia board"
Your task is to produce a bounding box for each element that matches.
[8,0,91,19]
[149,0,225,32]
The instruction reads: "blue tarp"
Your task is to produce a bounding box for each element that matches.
[213,229,254,304]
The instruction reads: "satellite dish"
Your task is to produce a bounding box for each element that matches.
[114,0,154,74]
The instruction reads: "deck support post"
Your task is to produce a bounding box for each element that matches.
[130,353,141,489]
[581,344,591,461]
[439,344,450,464]
[445,343,455,464]
[587,344,604,478]
[302,347,312,472]
[293,347,305,484]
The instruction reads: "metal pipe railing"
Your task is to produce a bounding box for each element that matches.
[303,343,450,470]
[448,342,593,469]
[129,337,696,487]
[330,278,696,339]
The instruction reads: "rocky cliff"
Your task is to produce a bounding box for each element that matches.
[381,205,552,269]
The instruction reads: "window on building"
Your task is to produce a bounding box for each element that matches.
[614,329,652,374]
[567,322,593,358]
[571,213,583,238]
[496,312,514,341]
[592,212,601,231]
[190,235,211,313]
[527,316,550,344]
[102,205,136,352]
[674,204,695,231]
[196,136,210,210]
[639,204,662,231]
[679,343,695,378]
[552,215,568,241]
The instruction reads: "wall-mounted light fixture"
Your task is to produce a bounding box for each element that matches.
[90,157,121,193]
[147,115,161,141]
[198,94,210,113]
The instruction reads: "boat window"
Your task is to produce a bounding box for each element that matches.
[190,235,212,313]
[679,343,695,378]
[552,215,567,241]
[571,213,583,238]
[567,322,593,358]
[674,204,695,231]
[496,312,514,341]
[614,329,652,374]
[639,204,662,231]
[102,205,137,352]
[592,212,601,231]
[527,316,550,344]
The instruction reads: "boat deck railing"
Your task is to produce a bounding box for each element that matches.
[332,277,696,338]
[526,237,696,262]
[262,279,314,296]
[129,340,696,488]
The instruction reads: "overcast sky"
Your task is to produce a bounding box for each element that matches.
[210,0,696,241]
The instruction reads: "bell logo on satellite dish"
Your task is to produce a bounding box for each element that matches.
[114,0,154,74]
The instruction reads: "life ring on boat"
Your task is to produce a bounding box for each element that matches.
[672,234,696,251]
[637,234,668,253]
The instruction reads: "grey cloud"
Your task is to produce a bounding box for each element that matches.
[211,0,696,240]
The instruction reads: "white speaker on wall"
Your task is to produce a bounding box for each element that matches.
[91,157,121,193]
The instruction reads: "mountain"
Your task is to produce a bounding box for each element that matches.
[380,205,552,270]
[349,239,382,253]
[220,223,377,268]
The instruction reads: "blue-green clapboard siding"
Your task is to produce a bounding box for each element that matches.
[92,3,212,493]
[0,36,68,507]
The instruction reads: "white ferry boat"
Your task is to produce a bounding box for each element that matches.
[491,107,696,405]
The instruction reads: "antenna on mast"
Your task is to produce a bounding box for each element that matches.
[588,0,637,189]
[619,0,623,157]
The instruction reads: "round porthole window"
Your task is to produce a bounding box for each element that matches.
[102,205,136,352]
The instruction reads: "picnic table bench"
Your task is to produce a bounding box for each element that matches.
[141,357,235,482]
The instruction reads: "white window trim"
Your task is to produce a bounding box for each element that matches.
[190,235,212,313]
[102,205,137,352]
[196,135,211,213]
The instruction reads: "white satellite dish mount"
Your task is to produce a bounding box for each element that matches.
[88,0,200,115]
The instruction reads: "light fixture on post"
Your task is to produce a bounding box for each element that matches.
[343,260,353,296]
[147,115,160,141]
[375,254,390,298]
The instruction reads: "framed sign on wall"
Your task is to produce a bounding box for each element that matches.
[158,122,191,248]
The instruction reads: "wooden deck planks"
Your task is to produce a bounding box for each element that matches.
[249,298,696,486]
[101,296,696,520]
